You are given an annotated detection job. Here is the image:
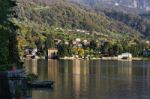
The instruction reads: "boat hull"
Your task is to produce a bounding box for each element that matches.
[27,81,54,88]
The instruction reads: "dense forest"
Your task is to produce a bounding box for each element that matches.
[140,13,150,20]
[15,0,139,34]
[102,9,150,38]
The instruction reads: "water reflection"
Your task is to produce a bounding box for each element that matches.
[25,60,150,99]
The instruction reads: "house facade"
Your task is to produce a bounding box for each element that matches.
[48,48,58,59]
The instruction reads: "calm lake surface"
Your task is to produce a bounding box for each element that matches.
[25,59,150,99]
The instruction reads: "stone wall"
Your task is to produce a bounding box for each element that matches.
[0,69,26,98]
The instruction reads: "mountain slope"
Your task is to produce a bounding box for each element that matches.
[69,0,150,38]
[12,0,144,51]
[140,13,150,19]
[15,0,140,36]
[69,0,150,12]
[102,9,150,38]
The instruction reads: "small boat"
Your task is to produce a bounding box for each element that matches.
[27,80,54,88]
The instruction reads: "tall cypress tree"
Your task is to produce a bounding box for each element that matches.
[0,0,20,65]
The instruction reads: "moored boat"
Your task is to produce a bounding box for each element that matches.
[27,80,54,88]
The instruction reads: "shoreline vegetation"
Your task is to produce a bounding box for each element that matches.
[24,56,150,61]
[58,57,150,61]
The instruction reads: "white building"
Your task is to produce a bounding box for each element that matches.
[76,38,81,42]
[118,53,132,60]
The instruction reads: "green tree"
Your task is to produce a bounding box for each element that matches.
[0,0,20,66]
[112,43,123,55]
[45,34,55,48]
[101,42,112,55]
[57,43,73,57]
[89,40,97,50]
[78,48,84,58]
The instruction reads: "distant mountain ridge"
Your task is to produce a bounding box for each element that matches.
[21,0,150,12]
[69,0,150,12]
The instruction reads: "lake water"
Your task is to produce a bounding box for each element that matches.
[25,59,150,99]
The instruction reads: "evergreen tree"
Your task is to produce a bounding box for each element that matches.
[46,34,55,48]
[0,0,19,65]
